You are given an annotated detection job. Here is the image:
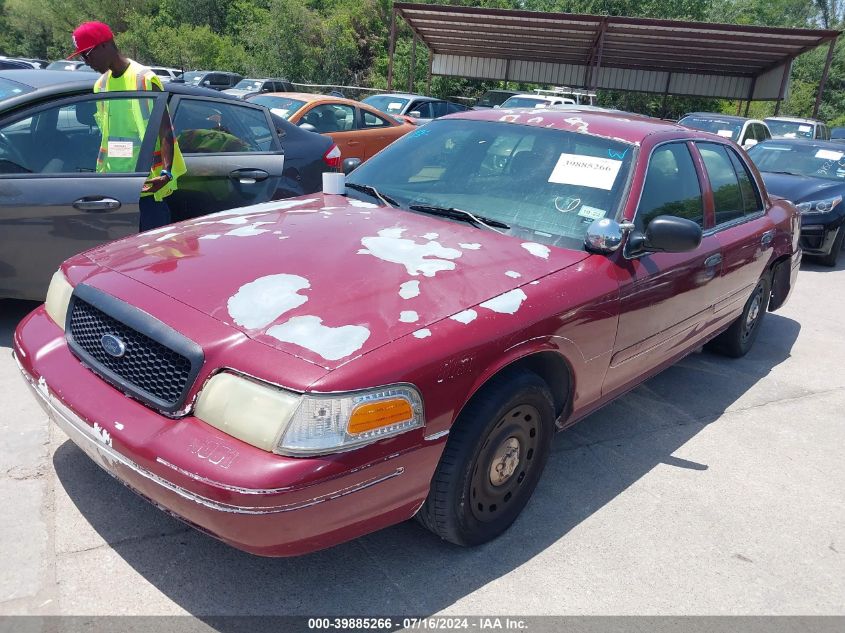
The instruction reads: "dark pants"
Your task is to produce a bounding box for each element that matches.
[139,195,171,232]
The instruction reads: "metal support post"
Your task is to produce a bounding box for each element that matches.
[387,9,396,91]
[813,38,837,118]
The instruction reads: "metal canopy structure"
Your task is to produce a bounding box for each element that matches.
[388,3,841,116]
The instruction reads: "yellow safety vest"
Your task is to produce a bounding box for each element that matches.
[93,60,186,201]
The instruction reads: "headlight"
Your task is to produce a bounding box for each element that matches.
[44,269,74,330]
[796,195,842,214]
[194,372,424,456]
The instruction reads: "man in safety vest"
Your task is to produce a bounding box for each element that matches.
[68,21,186,231]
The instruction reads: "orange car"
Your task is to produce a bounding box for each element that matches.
[248,92,416,163]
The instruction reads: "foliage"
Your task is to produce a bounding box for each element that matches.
[1,0,844,121]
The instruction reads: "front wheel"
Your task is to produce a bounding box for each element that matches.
[417,370,556,546]
[709,276,770,358]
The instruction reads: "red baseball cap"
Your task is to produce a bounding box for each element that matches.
[68,21,114,59]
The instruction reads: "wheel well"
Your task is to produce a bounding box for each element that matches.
[767,253,791,312]
[466,352,572,422]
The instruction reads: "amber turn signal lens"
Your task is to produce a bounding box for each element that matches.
[348,398,413,435]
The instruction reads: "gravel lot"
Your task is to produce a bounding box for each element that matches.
[1,258,843,619]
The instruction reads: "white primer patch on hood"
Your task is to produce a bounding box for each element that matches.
[527,117,544,124]
[400,311,419,323]
[399,280,420,299]
[199,234,221,240]
[210,198,319,218]
[227,274,310,329]
[266,316,370,361]
[522,242,550,259]
[413,328,432,339]
[450,309,477,324]
[423,232,439,240]
[348,199,379,208]
[460,243,481,250]
[225,223,271,237]
[93,423,112,447]
[505,270,521,278]
[480,289,527,315]
[114,422,124,431]
[143,226,176,236]
[155,232,180,242]
[359,228,462,277]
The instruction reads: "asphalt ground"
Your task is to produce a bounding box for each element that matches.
[0,256,843,622]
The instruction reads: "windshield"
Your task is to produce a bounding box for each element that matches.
[362,96,409,114]
[765,119,815,139]
[501,97,550,109]
[182,72,204,85]
[679,116,742,141]
[249,95,306,119]
[346,119,635,251]
[0,77,33,101]
[747,143,845,181]
[234,79,264,91]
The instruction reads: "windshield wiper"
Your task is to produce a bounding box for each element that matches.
[766,170,804,177]
[409,204,510,231]
[345,182,398,207]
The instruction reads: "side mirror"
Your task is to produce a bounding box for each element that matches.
[585,218,631,254]
[743,139,758,149]
[493,105,500,109]
[342,157,362,175]
[627,215,702,254]
[409,111,421,119]
[299,122,316,132]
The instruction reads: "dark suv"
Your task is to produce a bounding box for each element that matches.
[179,71,243,91]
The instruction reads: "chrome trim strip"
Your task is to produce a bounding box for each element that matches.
[15,355,403,515]
[424,429,450,441]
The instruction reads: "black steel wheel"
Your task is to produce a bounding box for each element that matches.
[417,370,556,546]
[709,276,770,358]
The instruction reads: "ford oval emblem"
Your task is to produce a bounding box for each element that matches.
[101,334,127,358]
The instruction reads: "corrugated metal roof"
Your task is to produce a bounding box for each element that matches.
[395,3,840,100]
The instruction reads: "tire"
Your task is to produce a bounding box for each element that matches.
[709,276,770,358]
[819,226,844,267]
[417,370,556,546]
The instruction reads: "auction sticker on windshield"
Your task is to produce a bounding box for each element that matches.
[815,149,843,161]
[548,153,622,190]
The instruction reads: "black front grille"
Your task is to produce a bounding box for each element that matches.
[66,285,204,413]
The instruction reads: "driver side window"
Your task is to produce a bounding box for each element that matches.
[636,143,704,231]
[0,96,156,175]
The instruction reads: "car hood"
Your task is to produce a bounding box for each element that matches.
[84,195,588,370]
[759,171,845,204]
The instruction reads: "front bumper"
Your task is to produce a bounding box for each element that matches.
[799,216,843,256]
[14,307,442,556]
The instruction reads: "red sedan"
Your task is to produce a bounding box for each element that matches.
[14,108,801,556]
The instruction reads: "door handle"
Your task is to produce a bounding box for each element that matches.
[72,197,121,212]
[229,169,269,184]
[704,253,723,267]
[761,230,775,247]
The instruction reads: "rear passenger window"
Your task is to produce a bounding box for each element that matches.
[697,143,744,225]
[636,143,704,231]
[361,110,392,128]
[727,149,763,215]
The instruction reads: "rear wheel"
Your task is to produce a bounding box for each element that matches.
[709,276,770,358]
[819,226,844,267]
[417,371,556,546]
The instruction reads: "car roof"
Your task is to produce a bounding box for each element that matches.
[259,92,365,107]
[367,93,439,102]
[756,138,842,149]
[682,112,749,122]
[765,116,822,124]
[446,107,687,144]
[0,73,240,115]
[0,69,98,88]
[507,93,567,101]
